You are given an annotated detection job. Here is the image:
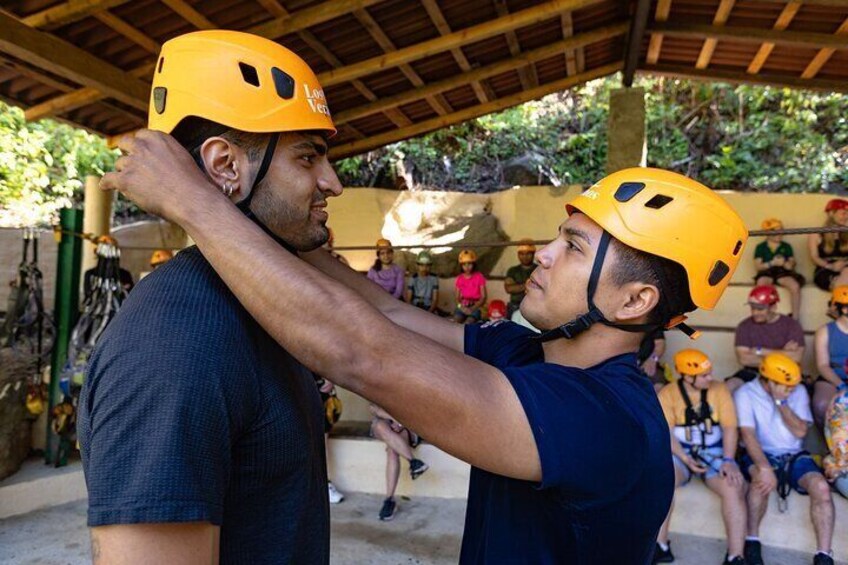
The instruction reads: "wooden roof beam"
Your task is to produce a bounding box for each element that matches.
[560,12,584,76]
[695,0,735,69]
[646,0,672,65]
[650,22,848,49]
[352,8,452,115]
[93,11,162,53]
[622,0,651,87]
[335,22,628,125]
[21,0,385,121]
[493,1,538,89]
[747,2,801,75]
[160,0,216,29]
[801,16,848,79]
[331,61,623,160]
[21,0,131,30]
[0,11,148,110]
[323,0,605,88]
[639,64,848,94]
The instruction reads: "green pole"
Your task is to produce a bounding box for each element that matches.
[46,207,83,465]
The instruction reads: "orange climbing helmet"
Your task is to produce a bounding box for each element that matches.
[832,285,848,305]
[150,249,173,267]
[458,249,478,264]
[517,239,536,253]
[674,349,712,377]
[148,30,336,136]
[759,353,801,387]
[376,238,393,249]
[761,218,783,231]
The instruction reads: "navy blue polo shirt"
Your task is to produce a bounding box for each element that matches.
[462,321,673,564]
[78,246,328,564]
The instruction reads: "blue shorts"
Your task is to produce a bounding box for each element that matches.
[673,445,725,483]
[454,306,482,321]
[740,452,822,495]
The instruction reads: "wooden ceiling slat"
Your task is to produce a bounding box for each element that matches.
[646,0,672,65]
[640,62,848,93]
[560,12,584,75]
[331,61,623,160]
[160,0,216,29]
[494,0,538,89]
[22,0,132,30]
[801,15,848,79]
[420,0,493,103]
[650,21,848,49]
[695,0,736,69]
[747,1,800,74]
[93,11,162,53]
[333,21,627,124]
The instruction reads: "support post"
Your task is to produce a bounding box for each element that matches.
[45,208,83,465]
[606,87,647,174]
[81,174,113,276]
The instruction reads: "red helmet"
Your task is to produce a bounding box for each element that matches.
[488,300,507,320]
[748,284,779,306]
[825,199,848,213]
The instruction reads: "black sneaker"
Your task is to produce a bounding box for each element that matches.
[744,540,763,565]
[378,497,396,521]
[653,542,674,563]
[813,553,834,565]
[409,458,429,480]
[724,555,747,564]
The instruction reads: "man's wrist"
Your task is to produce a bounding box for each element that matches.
[774,398,786,407]
[755,346,764,357]
[722,457,737,465]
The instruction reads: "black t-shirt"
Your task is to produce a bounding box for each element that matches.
[78,246,329,564]
[462,321,674,564]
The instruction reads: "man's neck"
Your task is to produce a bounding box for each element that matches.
[541,324,640,369]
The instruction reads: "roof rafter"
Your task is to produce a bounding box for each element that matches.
[21,0,131,30]
[622,0,651,87]
[645,0,671,65]
[560,12,585,76]
[331,62,623,160]
[160,0,216,29]
[640,63,848,93]
[493,0,537,89]
[801,16,848,79]
[747,1,801,75]
[650,22,848,49]
[93,11,162,53]
[695,0,735,69]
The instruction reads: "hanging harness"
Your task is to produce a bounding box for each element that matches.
[536,231,699,343]
[773,451,809,513]
[677,379,718,453]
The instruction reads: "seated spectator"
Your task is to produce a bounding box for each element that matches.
[405,251,439,313]
[503,239,536,318]
[315,375,344,504]
[369,404,429,521]
[813,286,848,426]
[453,249,487,324]
[809,199,848,292]
[323,227,349,266]
[367,238,404,299]
[487,299,507,323]
[754,218,805,319]
[149,249,173,271]
[823,389,848,499]
[735,353,835,565]
[654,350,746,565]
[639,329,669,393]
[727,285,804,394]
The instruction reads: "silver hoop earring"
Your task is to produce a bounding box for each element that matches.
[222,182,234,197]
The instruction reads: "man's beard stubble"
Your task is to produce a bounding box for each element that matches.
[249,181,329,252]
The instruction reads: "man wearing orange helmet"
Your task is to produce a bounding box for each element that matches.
[727,284,805,393]
[82,31,342,564]
[655,350,746,564]
[503,239,537,319]
[813,286,848,426]
[734,354,834,565]
[105,123,749,564]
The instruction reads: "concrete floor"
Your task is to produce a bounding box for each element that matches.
[0,493,838,565]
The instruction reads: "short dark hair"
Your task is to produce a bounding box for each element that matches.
[609,239,695,326]
[171,117,266,165]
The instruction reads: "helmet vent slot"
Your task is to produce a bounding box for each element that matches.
[732,240,743,256]
[645,194,673,209]
[613,182,644,202]
[157,56,164,73]
[239,62,260,87]
[708,261,730,286]
[272,67,295,99]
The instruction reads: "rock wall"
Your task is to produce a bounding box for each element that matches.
[0,350,35,481]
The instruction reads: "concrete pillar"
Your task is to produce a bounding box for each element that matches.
[81,175,115,276]
[606,87,647,174]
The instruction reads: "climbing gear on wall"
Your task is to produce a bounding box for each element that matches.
[538,168,747,343]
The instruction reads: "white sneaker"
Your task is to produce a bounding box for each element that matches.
[328,482,344,504]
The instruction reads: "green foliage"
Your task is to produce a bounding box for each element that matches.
[337,75,848,193]
[0,101,119,227]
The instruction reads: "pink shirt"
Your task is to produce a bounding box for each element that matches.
[455,272,487,304]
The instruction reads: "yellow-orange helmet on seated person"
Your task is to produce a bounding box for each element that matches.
[566,168,747,311]
[674,349,712,377]
[150,249,173,267]
[517,239,536,253]
[148,30,336,136]
[761,218,783,231]
[458,249,478,264]
[759,353,801,387]
[376,238,393,249]
[832,285,848,305]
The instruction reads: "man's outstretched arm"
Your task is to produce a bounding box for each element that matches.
[102,130,540,481]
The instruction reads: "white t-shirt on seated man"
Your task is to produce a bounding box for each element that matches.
[734,378,812,455]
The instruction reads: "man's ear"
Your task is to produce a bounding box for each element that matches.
[198,137,248,200]
[613,282,660,323]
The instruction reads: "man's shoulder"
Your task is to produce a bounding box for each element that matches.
[776,314,803,331]
[735,380,762,401]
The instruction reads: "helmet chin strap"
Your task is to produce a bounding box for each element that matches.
[536,230,697,343]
